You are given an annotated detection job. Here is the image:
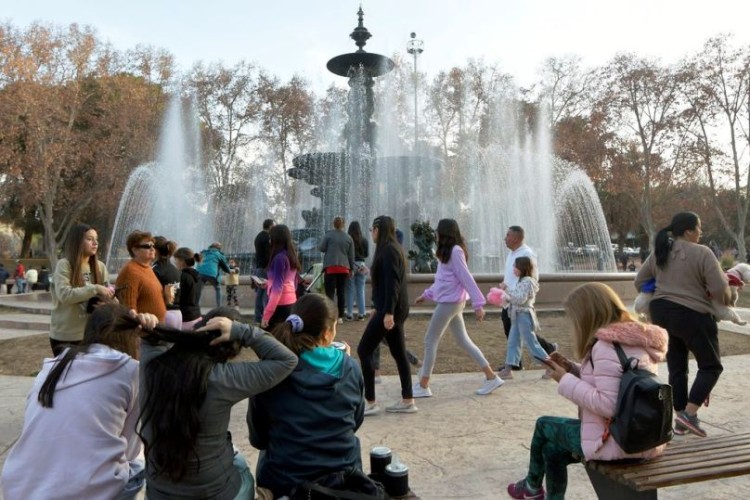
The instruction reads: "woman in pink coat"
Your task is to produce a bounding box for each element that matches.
[507,283,668,500]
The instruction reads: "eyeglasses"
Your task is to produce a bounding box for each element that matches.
[136,243,155,250]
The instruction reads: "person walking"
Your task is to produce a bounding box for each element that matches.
[635,212,729,437]
[356,215,416,415]
[14,260,26,294]
[196,242,230,307]
[496,257,550,379]
[319,216,355,324]
[346,221,369,321]
[413,219,503,397]
[254,219,274,323]
[499,226,556,371]
[262,225,301,330]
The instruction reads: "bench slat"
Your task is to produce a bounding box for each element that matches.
[619,445,750,476]
[626,461,750,490]
[622,452,750,482]
[586,433,750,491]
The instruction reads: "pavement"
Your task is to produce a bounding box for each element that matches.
[1,295,750,498]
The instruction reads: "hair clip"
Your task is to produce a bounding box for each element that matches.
[286,314,304,333]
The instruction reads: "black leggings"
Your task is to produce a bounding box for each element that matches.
[357,312,412,401]
[324,272,348,319]
[267,304,293,331]
[650,298,723,410]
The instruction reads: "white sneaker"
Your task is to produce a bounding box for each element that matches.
[476,376,504,395]
[363,403,380,416]
[337,318,344,325]
[385,401,418,413]
[412,383,433,398]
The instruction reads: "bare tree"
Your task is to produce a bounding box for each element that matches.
[599,54,690,245]
[536,55,596,125]
[681,35,750,260]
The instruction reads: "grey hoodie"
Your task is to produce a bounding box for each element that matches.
[2,345,140,499]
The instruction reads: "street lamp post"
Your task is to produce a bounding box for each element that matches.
[406,32,423,152]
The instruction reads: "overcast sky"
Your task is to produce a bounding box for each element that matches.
[5,0,750,91]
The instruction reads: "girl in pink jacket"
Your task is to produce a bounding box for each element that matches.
[507,283,668,500]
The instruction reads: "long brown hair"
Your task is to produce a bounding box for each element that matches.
[64,223,104,287]
[370,215,406,289]
[138,307,242,482]
[268,224,301,271]
[435,218,468,264]
[563,283,637,360]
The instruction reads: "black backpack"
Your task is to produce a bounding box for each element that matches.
[609,342,673,453]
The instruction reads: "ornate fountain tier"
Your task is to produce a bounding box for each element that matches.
[327,52,395,77]
[326,6,395,77]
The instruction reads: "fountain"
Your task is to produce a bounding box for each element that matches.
[289,8,616,273]
[106,98,269,273]
[107,7,618,282]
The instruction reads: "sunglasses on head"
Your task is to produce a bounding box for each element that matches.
[136,243,155,249]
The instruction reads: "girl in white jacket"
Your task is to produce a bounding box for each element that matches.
[497,257,550,379]
[2,303,150,500]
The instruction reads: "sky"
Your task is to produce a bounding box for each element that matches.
[4,0,750,92]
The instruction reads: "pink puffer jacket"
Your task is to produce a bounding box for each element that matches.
[557,321,669,461]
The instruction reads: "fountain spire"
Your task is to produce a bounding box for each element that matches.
[350,6,371,52]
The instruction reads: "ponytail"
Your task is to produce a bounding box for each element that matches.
[655,212,700,269]
[270,294,337,354]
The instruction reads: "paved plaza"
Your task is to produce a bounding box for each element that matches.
[1,355,749,498]
[1,293,749,498]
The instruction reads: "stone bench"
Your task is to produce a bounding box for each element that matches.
[584,432,750,499]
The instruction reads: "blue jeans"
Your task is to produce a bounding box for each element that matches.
[505,310,548,367]
[15,278,26,294]
[253,268,268,323]
[346,268,366,317]
[233,452,255,499]
[200,274,222,307]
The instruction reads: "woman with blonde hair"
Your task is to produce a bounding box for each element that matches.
[507,283,668,500]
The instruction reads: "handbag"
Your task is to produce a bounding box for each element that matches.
[289,467,389,500]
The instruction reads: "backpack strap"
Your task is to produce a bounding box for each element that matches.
[613,342,638,371]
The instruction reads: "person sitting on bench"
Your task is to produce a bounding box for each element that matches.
[506,283,668,500]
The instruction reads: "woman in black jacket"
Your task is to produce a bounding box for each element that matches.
[356,215,416,415]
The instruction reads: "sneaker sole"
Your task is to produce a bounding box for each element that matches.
[386,408,418,413]
[476,379,505,395]
[675,413,707,437]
